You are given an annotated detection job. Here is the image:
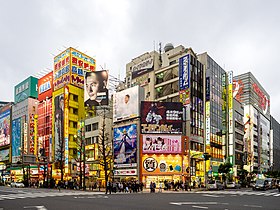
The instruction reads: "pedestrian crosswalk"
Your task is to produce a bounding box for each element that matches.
[194,189,280,197]
[0,191,103,201]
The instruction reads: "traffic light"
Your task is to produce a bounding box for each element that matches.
[202,153,211,160]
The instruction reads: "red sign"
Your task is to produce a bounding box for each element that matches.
[38,72,53,102]
[252,83,270,113]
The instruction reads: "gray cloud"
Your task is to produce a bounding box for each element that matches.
[1,0,279,120]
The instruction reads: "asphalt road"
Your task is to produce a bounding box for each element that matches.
[0,186,279,210]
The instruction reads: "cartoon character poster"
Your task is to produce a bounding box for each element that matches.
[113,124,137,167]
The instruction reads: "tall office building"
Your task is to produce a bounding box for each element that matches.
[233,72,270,173]
[270,116,280,171]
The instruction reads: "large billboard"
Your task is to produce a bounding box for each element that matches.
[113,86,143,122]
[179,54,190,90]
[38,72,53,102]
[140,101,183,134]
[14,76,38,103]
[54,93,64,161]
[0,149,9,161]
[113,124,137,168]
[70,48,96,89]
[131,57,154,79]
[142,154,182,174]
[54,49,70,91]
[84,70,109,108]
[0,109,10,146]
[12,118,21,163]
[142,134,181,154]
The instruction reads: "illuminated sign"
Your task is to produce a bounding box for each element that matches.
[228,71,233,134]
[233,79,244,102]
[205,101,210,146]
[64,86,69,173]
[141,101,183,134]
[14,76,38,103]
[142,134,181,154]
[142,154,182,174]
[206,77,210,101]
[179,54,190,90]
[179,89,190,105]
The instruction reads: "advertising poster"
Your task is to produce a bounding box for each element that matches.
[142,134,181,154]
[179,54,190,90]
[84,70,109,108]
[179,89,190,106]
[70,48,96,89]
[140,101,183,134]
[12,118,21,163]
[113,86,141,122]
[0,110,10,146]
[0,149,9,161]
[142,154,182,174]
[54,94,64,161]
[113,124,137,167]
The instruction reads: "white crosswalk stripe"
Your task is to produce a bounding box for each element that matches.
[0,191,104,201]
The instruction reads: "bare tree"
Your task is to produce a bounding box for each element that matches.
[55,137,65,182]
[98,108,113,187]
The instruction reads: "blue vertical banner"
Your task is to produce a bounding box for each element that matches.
[12,118,21,163]
[179,54,190,90]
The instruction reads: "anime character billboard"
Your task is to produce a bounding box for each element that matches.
[113,124,137,168]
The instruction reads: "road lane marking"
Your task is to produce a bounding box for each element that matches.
[203,194,224,198]
[170,202,218,206]
[192,205,208,209]
[244,204,262,208]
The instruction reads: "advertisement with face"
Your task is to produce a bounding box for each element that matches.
[0,110,10,146]
[84,70,109,108]
[113,124,137,167]
[141,101,183,134]
[113,86,141,122]
[12,118,21,163]
[54,94,64,161]
[142,134,181,154]
[142,154,182,174]
[0,149,9,161]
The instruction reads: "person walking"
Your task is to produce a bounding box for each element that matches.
[158,182,163,193]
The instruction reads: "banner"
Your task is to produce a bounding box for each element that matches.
[141,101,183,134]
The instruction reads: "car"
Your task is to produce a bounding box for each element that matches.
[226,181,241,189]
[10,182,25,188]
[206,180,224,190]
[253,179,269,191]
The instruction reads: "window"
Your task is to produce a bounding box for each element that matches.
[86,124,91,132]
[92,123,98,131]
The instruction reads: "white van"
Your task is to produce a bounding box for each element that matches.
[206,180,224,190]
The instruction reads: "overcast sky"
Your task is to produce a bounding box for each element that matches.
[1,0,280,120]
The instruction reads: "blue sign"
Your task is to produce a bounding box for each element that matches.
[179,54,190,90]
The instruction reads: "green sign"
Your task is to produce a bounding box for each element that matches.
[14,76,38,103]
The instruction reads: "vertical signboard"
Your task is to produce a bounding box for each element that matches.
[179,54,190,90]
[64,86,69,173]
[12,118,21,163]
[228,71,234,164]
[54,94,64,161]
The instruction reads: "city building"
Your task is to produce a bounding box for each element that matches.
[37,71,53,185]
[52,47,95,181]
[11,76,39,182]
[270,116,280,171]
[0,103,12,183]
[233,72,271,173]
